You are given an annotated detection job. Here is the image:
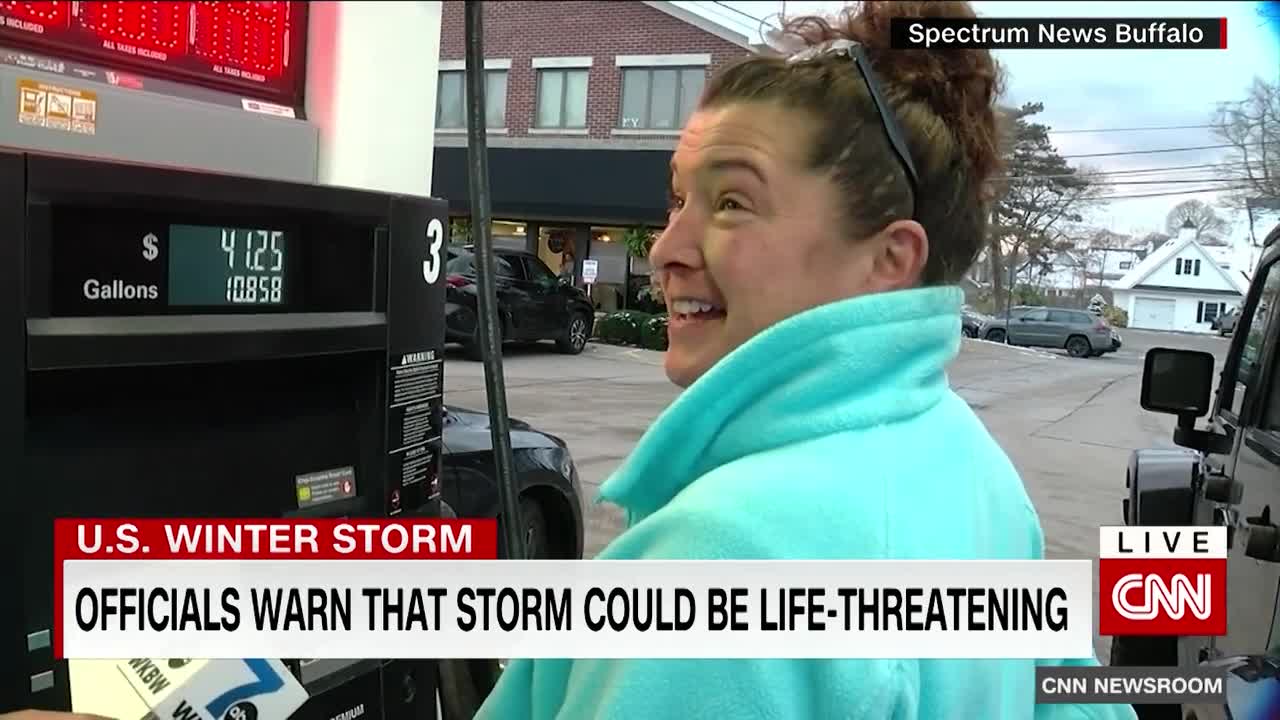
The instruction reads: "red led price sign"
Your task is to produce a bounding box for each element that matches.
[0,1,306,103]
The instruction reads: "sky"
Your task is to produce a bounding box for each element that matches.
[676,0,1280,249]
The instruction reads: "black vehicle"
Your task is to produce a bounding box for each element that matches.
[445,245,595,360]
[1115,223,1280,720]
[440,404,584,560]
[961,306,989,338]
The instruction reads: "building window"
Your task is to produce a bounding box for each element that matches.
[436,69,508,129]
[1176,258,1202,276]
[618,67,705,130]
[535,69,589,129]
[1198,301,1226,323]
[1119,261,1132,270]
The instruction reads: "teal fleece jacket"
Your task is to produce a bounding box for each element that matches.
[476,286,1137,720]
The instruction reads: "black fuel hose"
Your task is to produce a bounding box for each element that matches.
[463,0,525,564]
[437,3,524,718]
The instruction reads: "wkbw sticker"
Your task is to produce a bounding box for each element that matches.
[129,658,308,720]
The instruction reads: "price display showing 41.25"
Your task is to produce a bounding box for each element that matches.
[222,228,285,304]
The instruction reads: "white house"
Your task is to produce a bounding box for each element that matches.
[1111,220,1247,333]
[1085,247,1144,288]
[1019,250,1086,299]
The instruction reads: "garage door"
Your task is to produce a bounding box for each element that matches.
[1133,297,1177,331]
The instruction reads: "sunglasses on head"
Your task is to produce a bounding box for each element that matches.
[787,39,920,221]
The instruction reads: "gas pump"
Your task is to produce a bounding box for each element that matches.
[4,148,451,718]
[0,2,519,718]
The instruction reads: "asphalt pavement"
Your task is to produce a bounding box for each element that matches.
[442,326,1233,660]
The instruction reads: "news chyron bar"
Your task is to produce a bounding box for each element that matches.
[890,17,1226,50]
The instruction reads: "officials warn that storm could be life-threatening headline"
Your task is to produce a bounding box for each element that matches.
[55,519,1096,660]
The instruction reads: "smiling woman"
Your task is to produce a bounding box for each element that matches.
[475,2,1138,719]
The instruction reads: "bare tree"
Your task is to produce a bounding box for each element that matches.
[1139,231,1172,250]
[1164,199,1230,243]
[1212,77,1280,208]
[1075,227,1132,287]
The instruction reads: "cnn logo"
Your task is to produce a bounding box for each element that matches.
[1098,526,1227,636]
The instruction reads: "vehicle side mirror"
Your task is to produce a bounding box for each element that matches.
[1141,347,1215,418]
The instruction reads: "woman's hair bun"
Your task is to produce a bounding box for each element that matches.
[773,1,1006,185]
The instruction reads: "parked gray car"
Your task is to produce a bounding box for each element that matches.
[1211,306,1238,336]
[979,306,1118,358]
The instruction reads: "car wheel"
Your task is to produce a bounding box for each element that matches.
[517,495,550,559]
[1065,335,1092,358]
[985,328,1007,343]
[556,313,590,355]
[495,495,552,559]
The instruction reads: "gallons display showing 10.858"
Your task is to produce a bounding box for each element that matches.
[51,219,294,315]
[167,224,288,306]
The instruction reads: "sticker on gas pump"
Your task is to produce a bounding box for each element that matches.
[294,466,357,509]
[389,397,441,452]
[17,78,96,134]
[241,98,296,118]
[394,444,438,488]
[389,352,442,407]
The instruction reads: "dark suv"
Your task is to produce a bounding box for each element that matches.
[1116,224,1280,720]
[445,246,595,360]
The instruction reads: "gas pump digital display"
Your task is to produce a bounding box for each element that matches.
[45,207,372,316]
[0,1,307,104]
[167,224,289,306]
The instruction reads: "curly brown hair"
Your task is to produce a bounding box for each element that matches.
[699,1,1005,285]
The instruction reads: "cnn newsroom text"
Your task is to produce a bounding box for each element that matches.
[56,520,1228,706]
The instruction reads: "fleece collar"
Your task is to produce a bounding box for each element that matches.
[598,285,964,522]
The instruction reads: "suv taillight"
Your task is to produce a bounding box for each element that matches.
[446,274,471,288]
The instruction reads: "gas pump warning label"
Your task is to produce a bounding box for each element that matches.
[18,78,96,134]
[388,351,443,491]
[295,466,357,508]
[390,353,442,406]
[395,445,438,489]
[394,399,440,450]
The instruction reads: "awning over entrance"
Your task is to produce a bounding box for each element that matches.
[432,146,671,226]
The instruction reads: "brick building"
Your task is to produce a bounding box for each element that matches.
[431,0,758,310]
